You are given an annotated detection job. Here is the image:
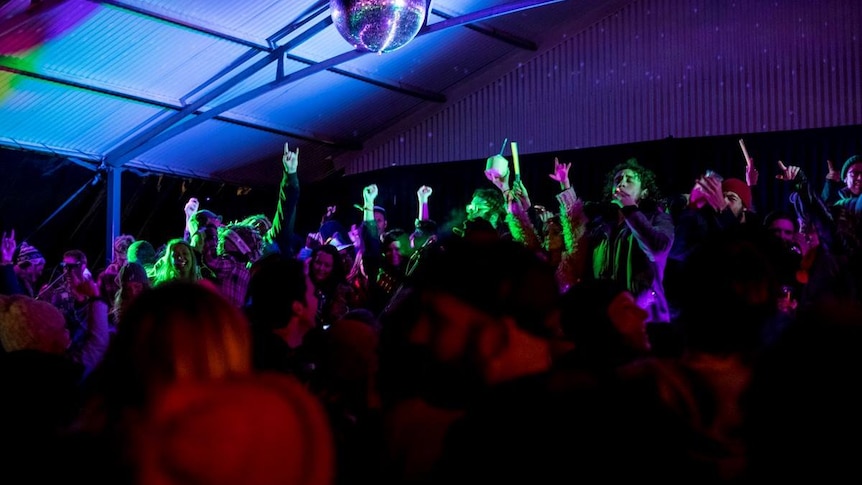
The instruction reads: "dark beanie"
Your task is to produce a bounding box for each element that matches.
[127,240,157,267]
[14,243,44,265]
[841,155,861,180]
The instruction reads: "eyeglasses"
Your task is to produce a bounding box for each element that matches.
[60,262,82,271]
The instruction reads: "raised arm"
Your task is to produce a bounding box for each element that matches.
[778,160,836,248]
[183,197,199,241]
[820,159,844,205]
[552,159,589,291]
[361,184,380,255]
[360,184,381,266]
[0,229,25,296]
[484,154,511,195]
[269,142,300,257]
[548,157,572,191]
[505,178,542,251]
[417,185,432,222]
[742,141,760,212]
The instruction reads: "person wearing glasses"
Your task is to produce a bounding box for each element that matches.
[43,249,109,377]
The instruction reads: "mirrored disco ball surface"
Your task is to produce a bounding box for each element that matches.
[331,0,427,53]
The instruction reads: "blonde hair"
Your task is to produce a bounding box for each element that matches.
[152,239,202,285]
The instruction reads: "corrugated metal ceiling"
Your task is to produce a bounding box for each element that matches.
[0,0,606,187]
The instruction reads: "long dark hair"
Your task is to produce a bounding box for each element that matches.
[310,244,347,293]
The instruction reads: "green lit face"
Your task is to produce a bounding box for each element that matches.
[466,196,493,221]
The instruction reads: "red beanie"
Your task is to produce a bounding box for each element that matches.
[721,178,752,209]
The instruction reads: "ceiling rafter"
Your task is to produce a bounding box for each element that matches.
[103,15,334,167]
[0,138,102,168]
[98,0,447,103]
[422,0,565,36]
[106,0,565,168]
[97,0,270,50]
[430,8,538,50]
[0,64,358,148]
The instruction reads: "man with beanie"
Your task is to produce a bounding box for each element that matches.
[822,155,862,206]
[0,232,46,298]
[721,177,755,223]
[820,155,862,207]
[666,171,748,327]
[127,240,158,281]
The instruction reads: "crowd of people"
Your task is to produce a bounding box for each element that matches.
[1,140,861,484]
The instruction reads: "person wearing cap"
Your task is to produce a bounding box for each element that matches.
[188,208,224,258]
[201,223,255,308]
[775,160,861,306]
[720,177,755,224]
[112,261,151,328]
[126,239,158,281]
[664,171,751,328]
[825,156,862,222]
[821,155,862,206]
[0,230,46,298]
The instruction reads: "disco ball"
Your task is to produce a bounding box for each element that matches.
[330,0,428,54]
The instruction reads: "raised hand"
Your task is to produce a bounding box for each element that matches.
[548,157,571,189]
[184,197,199,219]
[825,159,841,182]
[688,181,706,208]
[795,226,819,256]
[363,184,378,206]
[417,185,433,202]
[507,181,532,214]
[306,231,323,249]
[745,155,759,186]
[320,205,337,225]
[484,154,510,192]
[1,229,16,265]
[511,179,531,208]
[775,161,801,182]
[282,142,299,174]
[694,174,727,211]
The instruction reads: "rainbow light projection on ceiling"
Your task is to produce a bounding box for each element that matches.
[0,0,98,99]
